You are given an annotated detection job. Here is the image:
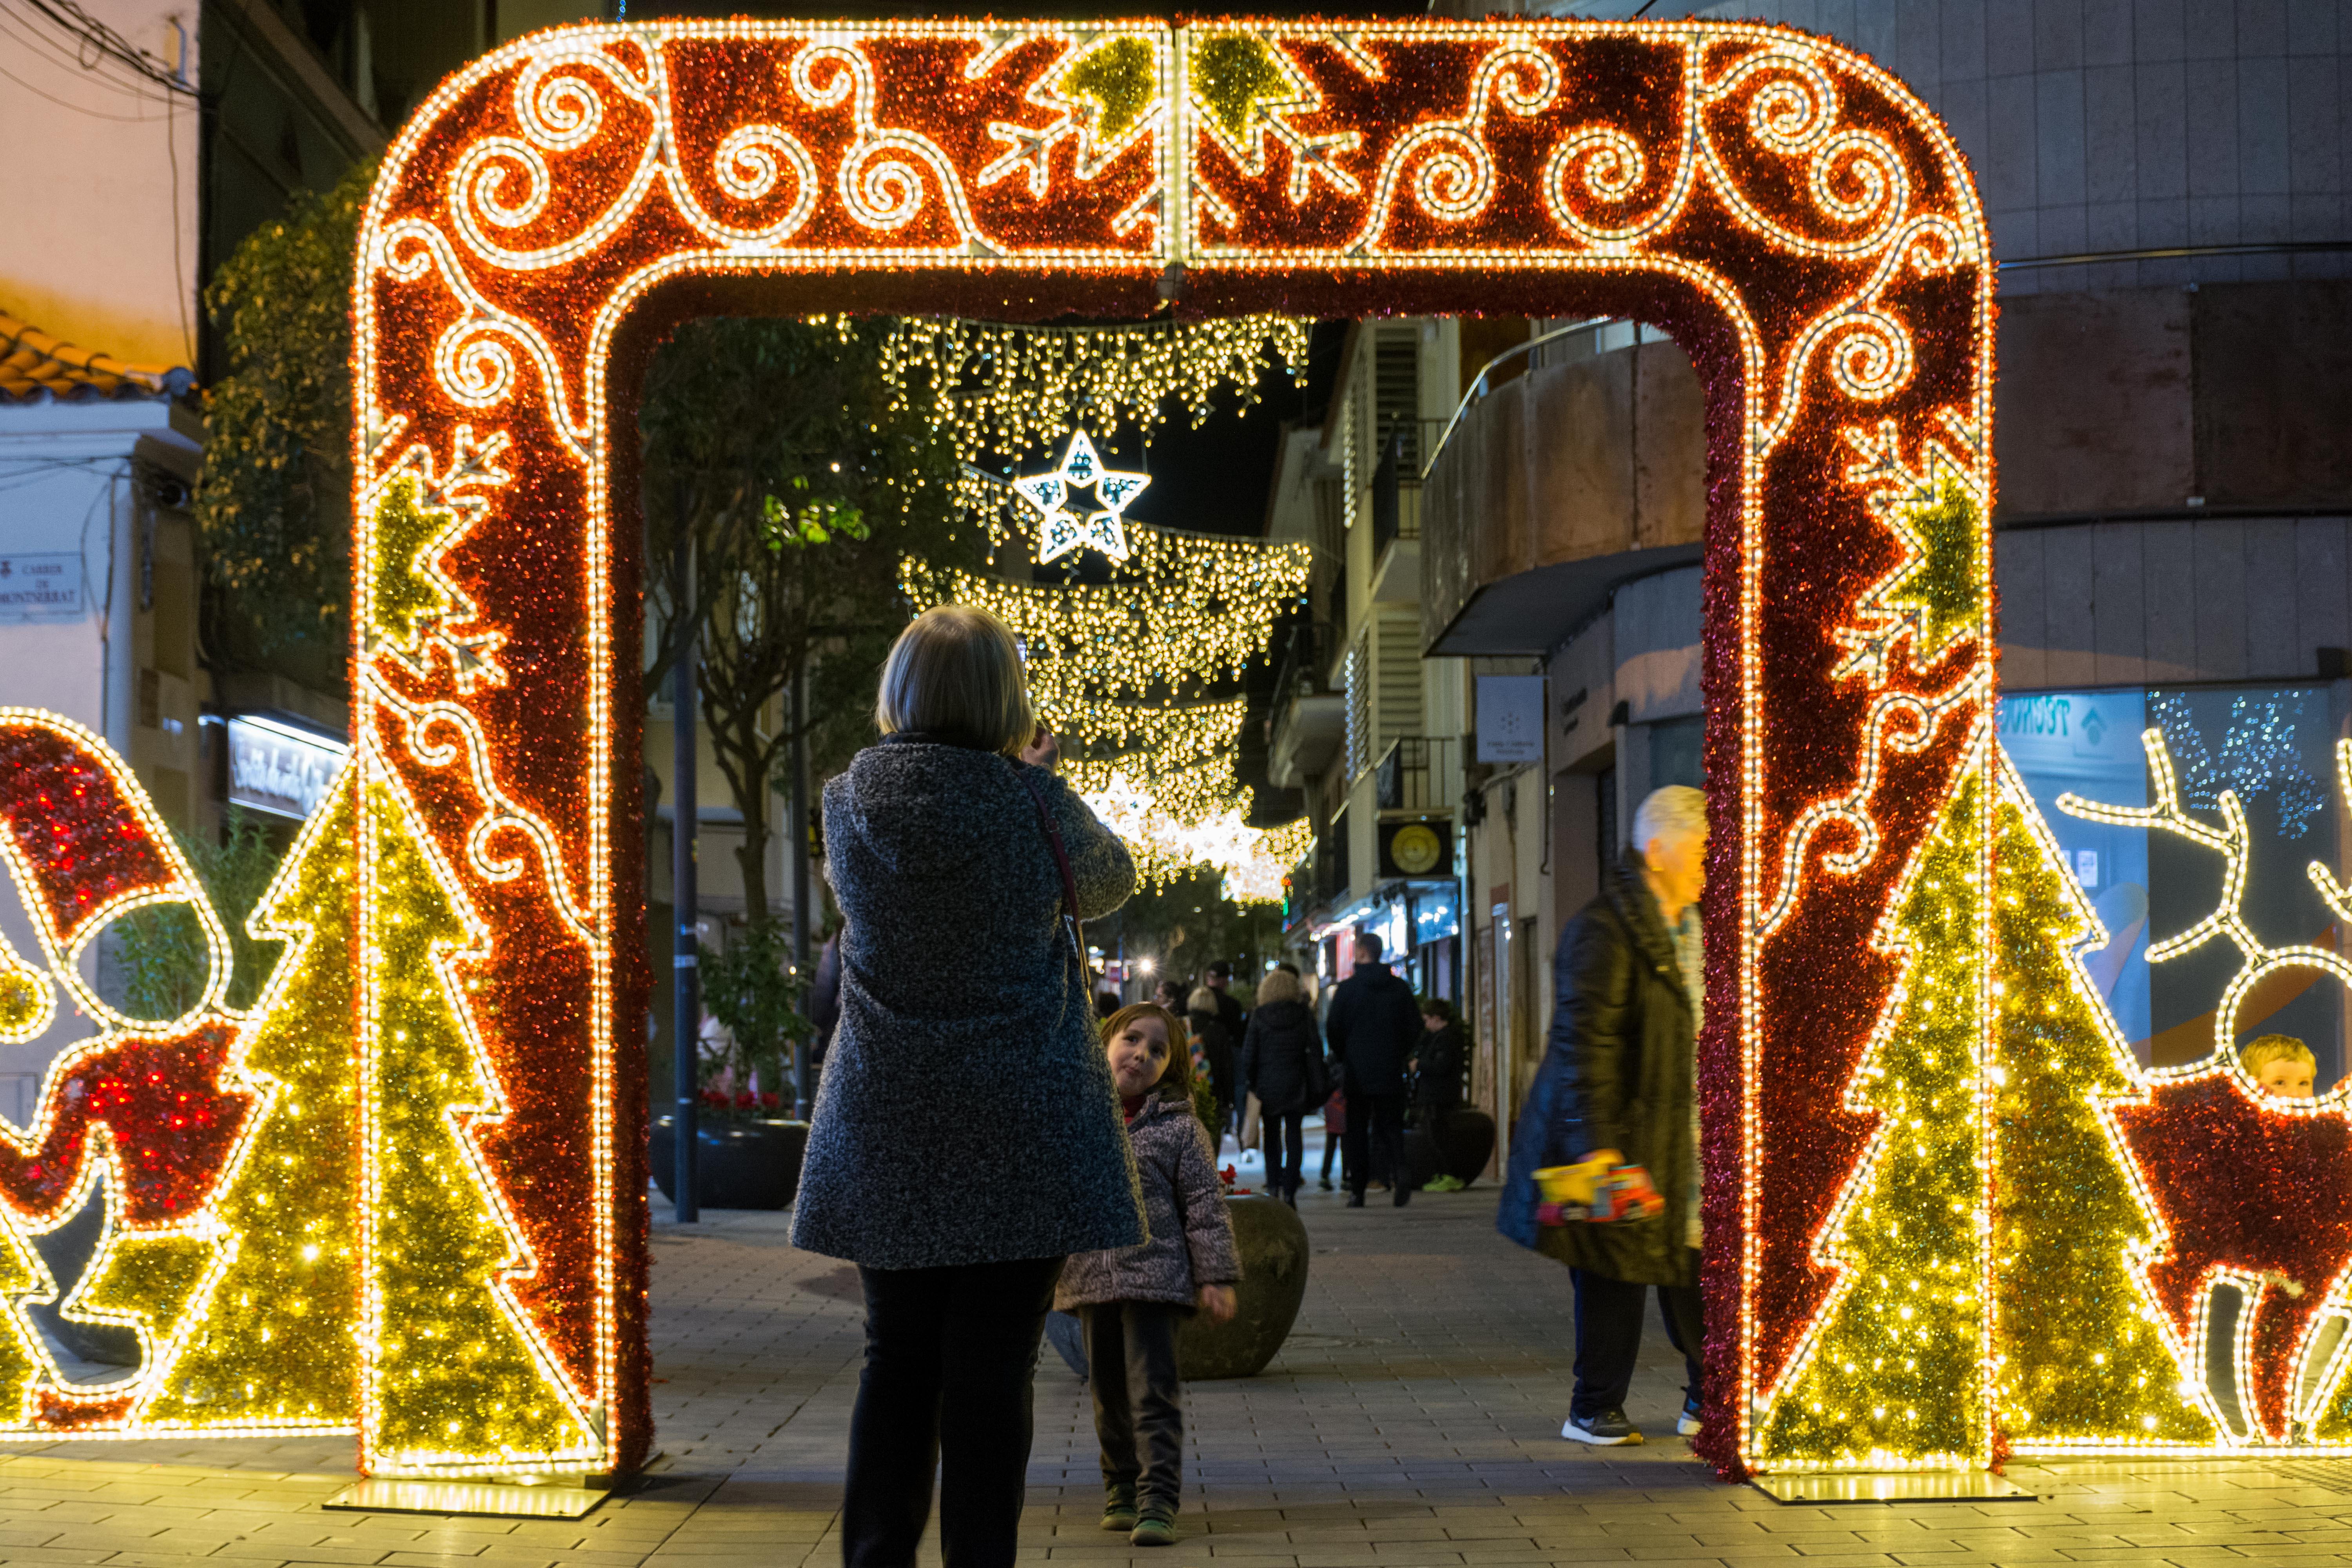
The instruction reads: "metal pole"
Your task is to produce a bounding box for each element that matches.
[789,665,813,1120]
[671,494,700,1224]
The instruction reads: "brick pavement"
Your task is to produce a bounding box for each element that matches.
[0,1184,2339,1565]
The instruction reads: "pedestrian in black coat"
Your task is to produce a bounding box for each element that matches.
[793,605,1142,1568]
[1185,987,1235,1149]
[1323,934,1421,1207]
[1496,785,1708,1450]
[1205,961,1248,1144]
[1236,967,1327,1203]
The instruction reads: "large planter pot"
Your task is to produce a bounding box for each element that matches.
[1400,1128,1445,1191]
[1411,1109,1495,1183]
[1044,1194,1312,1381]
[652,1117,808,1210]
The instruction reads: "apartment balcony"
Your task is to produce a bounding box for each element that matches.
[1421,281,2352,661]
[1419,320,1704,659]
[1370,420,1443,606]
[1267,623,1344,790]
[1374,735,1458,817]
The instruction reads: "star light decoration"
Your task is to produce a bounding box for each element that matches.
[1013,428,1150,564]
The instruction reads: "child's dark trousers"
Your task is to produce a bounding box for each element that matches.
[1081,1301,1185,1512]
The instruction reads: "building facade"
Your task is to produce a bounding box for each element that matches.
[1416,0,2352,1163]
[1268,319,1476,1002]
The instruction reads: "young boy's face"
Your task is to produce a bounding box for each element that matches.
[2256,1056,2317,1099]
[1109,1016,1171,1098]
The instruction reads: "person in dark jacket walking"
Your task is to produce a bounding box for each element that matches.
[1236,966,1325,1205]
[1057,1004,1240,1546]
[1323,933,1420,1207]
[1203,961,1249,1144]
[793,605,1143,1568]
[1496,786,1707,1449]
[1185,987,1235,1150]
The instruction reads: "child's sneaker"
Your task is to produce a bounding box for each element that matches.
[1130,1507,1177,1546]
[1561,1408,1643,1445]
[1100,1486,1138,1532]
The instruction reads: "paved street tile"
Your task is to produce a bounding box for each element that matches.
[0,1190,2334,1564]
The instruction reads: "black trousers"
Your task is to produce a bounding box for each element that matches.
[1260,1111,1304,1196]
[1567,1250,1705,1422]
[1342,1091,1405,1198]
[846,1255,1065,1568]
[1080,1301,1185,1512]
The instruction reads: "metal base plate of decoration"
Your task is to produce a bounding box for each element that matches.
[1751,1471,2036,1506]
[324,1475,608,1519]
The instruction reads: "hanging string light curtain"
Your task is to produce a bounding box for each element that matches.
[862,314,1312,540]
[898,529,1313,897]
[877,315,1313,466]
[884,313,1318,901]
[902,541,1309,702]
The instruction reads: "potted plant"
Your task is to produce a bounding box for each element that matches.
[652,918,813,1210]
[1042,1178,1312,1383]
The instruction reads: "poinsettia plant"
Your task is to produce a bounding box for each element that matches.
[696,918,812,1120]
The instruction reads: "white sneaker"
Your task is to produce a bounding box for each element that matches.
[1561,1409,1642,1445]
[1676,1410,1702,1436]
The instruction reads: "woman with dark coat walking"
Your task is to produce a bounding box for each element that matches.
[1236,966,1325,1204]
[793,605,1142,1568]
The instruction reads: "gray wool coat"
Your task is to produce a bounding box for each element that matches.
[791,738,1145,1270]
[1054,1092,1241,1310]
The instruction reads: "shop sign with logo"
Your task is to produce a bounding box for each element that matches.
[0,554,82,622]
[1475,676,1545,764]
[227,716,348,820]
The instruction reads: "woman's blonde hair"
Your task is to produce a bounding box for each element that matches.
[1255,966,1302,1006]
[1186,985,1218,1016]
[875,605,1035,757]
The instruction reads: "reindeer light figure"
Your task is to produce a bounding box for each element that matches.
[2061,729,2352,1446]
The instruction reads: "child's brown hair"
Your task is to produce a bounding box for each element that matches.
[2242,1034,2316,1074]
[1101,1003,1191,1097]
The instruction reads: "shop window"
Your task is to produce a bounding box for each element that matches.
[2000,684,2346,1086]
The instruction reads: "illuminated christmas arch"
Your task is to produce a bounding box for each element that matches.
[342,16,2003,1478]
[0,18,2060,1479]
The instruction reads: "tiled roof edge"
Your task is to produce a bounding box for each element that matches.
[0,306,194,405]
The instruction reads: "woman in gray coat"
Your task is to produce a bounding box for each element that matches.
[793,605,1141,1568]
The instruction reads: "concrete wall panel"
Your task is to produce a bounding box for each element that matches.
[2298,517,2352,657]
[2089,519,2149,684]
[1994,288,2192,517]
[1632,342,1708,550]
[1531,353,1634,566]
[2141,520,2200,678]
[2194,283,2352,505]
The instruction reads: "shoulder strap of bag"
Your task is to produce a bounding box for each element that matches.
[1012,765,1087,972]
